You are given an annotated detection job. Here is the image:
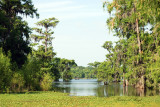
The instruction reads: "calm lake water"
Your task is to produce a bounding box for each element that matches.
[53,79,160,97]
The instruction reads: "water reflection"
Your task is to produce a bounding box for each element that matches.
[53,79,159,97]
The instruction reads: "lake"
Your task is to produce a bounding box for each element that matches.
[53,79,160,97]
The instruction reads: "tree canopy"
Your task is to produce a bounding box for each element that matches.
[100,0,160,89]
[0,0,39,67]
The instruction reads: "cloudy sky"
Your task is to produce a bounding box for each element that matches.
[24,0,118,66]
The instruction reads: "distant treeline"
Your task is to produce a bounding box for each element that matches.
[71,66,96,79]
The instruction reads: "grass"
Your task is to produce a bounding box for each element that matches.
[0,92,160,107]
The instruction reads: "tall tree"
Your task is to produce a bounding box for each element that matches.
[31,17,59,59]
[31,17,59,84]
[103,0,160,89]
[0,0,39,67]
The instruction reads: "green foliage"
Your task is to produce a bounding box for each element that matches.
[88,61,101,68]
[0,48,12,92]
[62,70,72,82]
[28,17,60,90]
[103,0,160,89]
[50,58,61,81]
[88,61,101,76]
[71,66,96,79]
[22,55,41,91]
[58,58,77,81]
[4,18,31,67]
[10,71,25,92]
[97,61,113,84]
[0,0,76,93]
[102,41,113,53]
[31,17,59,59]
[0,0,39,67]
[40,73,53,91]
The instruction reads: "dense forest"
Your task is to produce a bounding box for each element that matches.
[1,0,160,93]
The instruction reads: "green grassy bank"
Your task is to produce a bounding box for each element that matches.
[0,92,160,107]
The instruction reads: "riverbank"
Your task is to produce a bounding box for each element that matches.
[0,92,160,107]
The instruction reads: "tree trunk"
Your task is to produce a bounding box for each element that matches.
[136,18,141,56]
[104,82,108,85]
[126,86,128,95]
[123,72,126,87]
[123,86,125,95]
[135,18,146,89]
[137,88,145,97]
[45,39,47,53]
[45,27,48,53]
[126,79,129,86]
[135,75,145,89]
[141,75,145,89]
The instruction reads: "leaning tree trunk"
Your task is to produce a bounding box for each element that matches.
[135,17,145,89]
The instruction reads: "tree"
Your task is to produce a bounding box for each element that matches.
[58,58,77,81]
[31,18,59,85]
[88,61,101,76]
[50,58,61,81]
[97,61,113,85]
[71,66,96,79]
[103,0,160,89]
[0,0,39,67]
[31,17,59,59]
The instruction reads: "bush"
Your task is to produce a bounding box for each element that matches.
[22,55,41,91]
[40,73,53,91]
[10,71,25,92]
[0,48,12,92]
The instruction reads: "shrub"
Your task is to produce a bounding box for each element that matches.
[22,55,41,91]
[40,73,54,91]
[0,48,12,92]
[10,71,25,92]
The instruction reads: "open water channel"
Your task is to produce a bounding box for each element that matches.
[53,79,160,97]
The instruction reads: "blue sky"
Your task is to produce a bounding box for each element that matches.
[24,0,118,66]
